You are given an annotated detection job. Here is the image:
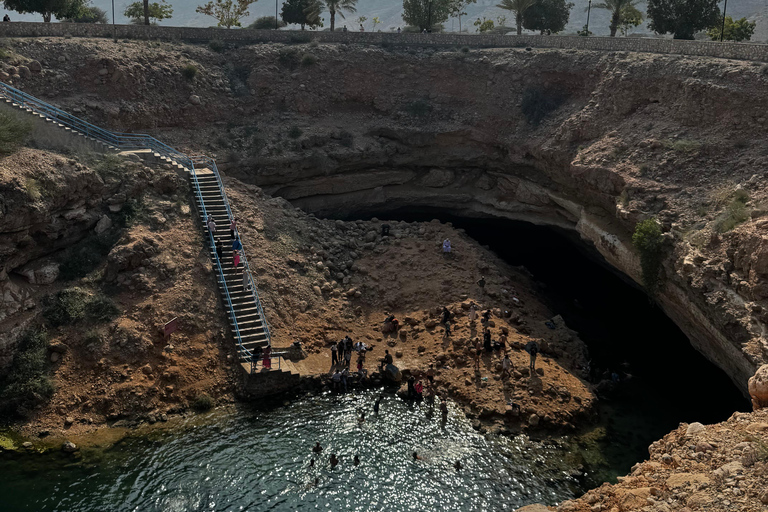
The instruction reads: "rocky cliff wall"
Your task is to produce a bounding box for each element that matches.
[4,38,768,394]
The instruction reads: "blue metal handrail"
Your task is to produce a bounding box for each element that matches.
[0,80,271,372]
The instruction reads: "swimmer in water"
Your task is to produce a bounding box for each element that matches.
[309,459,315,467]
[454,460,462,471]
[412,452,422,461]
[359,411,366,423]
[374,395,382,414]
[312,442,323,454]
[330,454,339,469]
[354,455,360,466]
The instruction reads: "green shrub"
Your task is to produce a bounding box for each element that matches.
[288,126,303,139]
[192,393,214,411]
[83,330,102,346]
[309,39,319,48]
[632,219,664,294]
[301,53,318,66]
[521,88,566,126]
[0,111,32,154]
[715,194,750,233]
[88,296,120,323]
[208,39,225,53]
[43,288,91,327]
[43,288,119,327]
[181,64,198,81]
[278,48,301,69]
[0,328,53,416]
[404,99,433,117]
[248,16,286,29]
[94,153,124,180]
[664,139,702,154]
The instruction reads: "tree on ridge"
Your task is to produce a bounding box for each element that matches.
[496,0,539,35]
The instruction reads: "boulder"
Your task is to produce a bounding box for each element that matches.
[62,441,78,453]
[17,65,31,78]
[685,422,706,436]
[35,263,59,285]
[189,95,201,106]
[28,60,42,73]
[748,364,768,410]
[94,215,113,234]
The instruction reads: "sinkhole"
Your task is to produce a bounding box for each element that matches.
[332,206,750,478]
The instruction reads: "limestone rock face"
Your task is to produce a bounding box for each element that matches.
[749,365,768,410]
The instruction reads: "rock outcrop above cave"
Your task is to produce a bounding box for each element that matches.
[750,365,768,410]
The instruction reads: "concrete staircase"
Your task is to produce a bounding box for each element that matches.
[191,170,270,361]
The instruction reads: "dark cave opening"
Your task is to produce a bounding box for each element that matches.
[336,206,750,480]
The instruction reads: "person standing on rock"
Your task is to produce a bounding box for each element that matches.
[482,309,491,325]
[525,340,539,372]
[441,307,451,336]
[381,223,390,237]
[331,342,338,366]
[341,367,349,392]
[468,303,477,323]
[3,14,10,21]
[477,276,486,294]
[427,364,435,388]
[501,353,513,380]
[474,339,482,370]
[229,216,238,239]
[498,332,508,354]
[344,349,352,368]
[483,329,492,353]
[337,339,345,364]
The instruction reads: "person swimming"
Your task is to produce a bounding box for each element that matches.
[358,411,366,423]
[412,452,422,461]
[454,460,462,471]
[354,455,360,466]
[330,454,339,469]
[309,459,315,467]
[374,395,382,414]
[312,442,323,454]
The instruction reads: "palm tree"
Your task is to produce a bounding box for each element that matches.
[325,0,357,31]
[496,0,538,35]
[592,0,640,36]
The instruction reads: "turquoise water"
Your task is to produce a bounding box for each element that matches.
[0,390,586,512]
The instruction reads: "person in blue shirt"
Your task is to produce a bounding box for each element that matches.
[232,237,243,252]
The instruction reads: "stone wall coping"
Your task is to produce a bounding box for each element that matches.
[1,22,768,62]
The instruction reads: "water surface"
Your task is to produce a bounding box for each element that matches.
[1,391,586,512]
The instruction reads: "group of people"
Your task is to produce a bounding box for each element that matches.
[330,335,370,391]
[210,216,254,292]
[462,302,540,376]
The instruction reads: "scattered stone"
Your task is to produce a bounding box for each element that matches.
[62,441,78,453]
[685,422,706,436]
[189,95,201,105]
